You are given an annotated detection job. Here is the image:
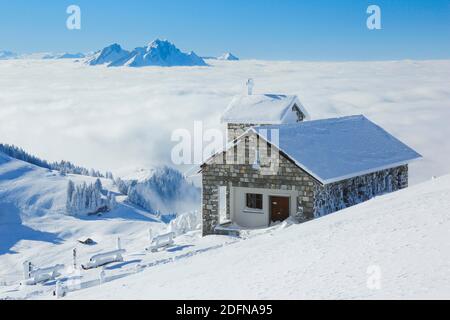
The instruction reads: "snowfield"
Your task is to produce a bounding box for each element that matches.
[0,153,168,285]
[61,174,449,300]
[1,149,449,299]
[64,174,450,299]
[0,59,449,184]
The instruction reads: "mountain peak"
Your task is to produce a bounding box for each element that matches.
[109,39,207,67]
[105,43,123,51]
[87,43,130,66]
[147,39,172,47]
[87,39,207,68]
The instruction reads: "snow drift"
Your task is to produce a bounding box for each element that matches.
[0,151,68,219]
[167,210,201,236]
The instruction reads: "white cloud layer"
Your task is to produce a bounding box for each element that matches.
[0,59,449,185]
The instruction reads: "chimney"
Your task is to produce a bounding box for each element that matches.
[246,78,254,95]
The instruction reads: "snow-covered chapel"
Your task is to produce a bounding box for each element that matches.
[200,81,422,236]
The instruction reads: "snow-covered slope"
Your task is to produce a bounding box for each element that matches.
[1,149,448,299]
[109,39,207,67]
[0,51,86,60]
[218,52,239,61]
[86,44,130,66]
[67,174,450,299]
[0,152,167,282]
[0,152,68,218]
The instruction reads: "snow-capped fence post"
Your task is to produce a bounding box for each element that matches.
[148,229,153,245]
[22,263,65,285]
[135,264,144,274]
[72,248,77,270]
[22,260,32,280]
[116,237,122,250]
[54,280,67,298]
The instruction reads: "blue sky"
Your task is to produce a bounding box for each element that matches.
[0,0,449,60]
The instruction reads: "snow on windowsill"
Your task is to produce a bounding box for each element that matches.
[243,208,264,214]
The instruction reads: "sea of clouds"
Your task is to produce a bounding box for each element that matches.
[0,59,449,184]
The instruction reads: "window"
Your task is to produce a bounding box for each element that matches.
[246,193,263,210]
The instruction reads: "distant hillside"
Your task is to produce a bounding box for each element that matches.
[116,166,200,220]
[0,144,109,178]
[0,146,199,220]
[57,52,86,59]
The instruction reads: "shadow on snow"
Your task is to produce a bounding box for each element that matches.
[0,204,62,255]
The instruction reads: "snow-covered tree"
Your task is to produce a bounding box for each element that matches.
[107,191,117,210]
[0,143,107,178]
[65,179,116,216]
[94,178,103,193]
[115,177,130,195]
[125,166,200,216]
[105,171,114,180]
[66,180,75,210]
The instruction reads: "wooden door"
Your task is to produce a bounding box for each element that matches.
[270,196,290,222]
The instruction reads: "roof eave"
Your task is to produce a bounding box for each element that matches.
[252,127,423,185]
[319,156,423,185]
[200,126,422,186]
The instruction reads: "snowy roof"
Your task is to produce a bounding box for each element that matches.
[221,94,310,124]
[252,115,422,184]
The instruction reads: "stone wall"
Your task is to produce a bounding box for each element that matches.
[313,165,408,217]
[202,131,319,235]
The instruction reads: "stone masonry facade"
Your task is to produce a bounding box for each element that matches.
[313,165,408,217]
[227,123,264,142]
[202,130,318,235]
[201,130,409,236]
